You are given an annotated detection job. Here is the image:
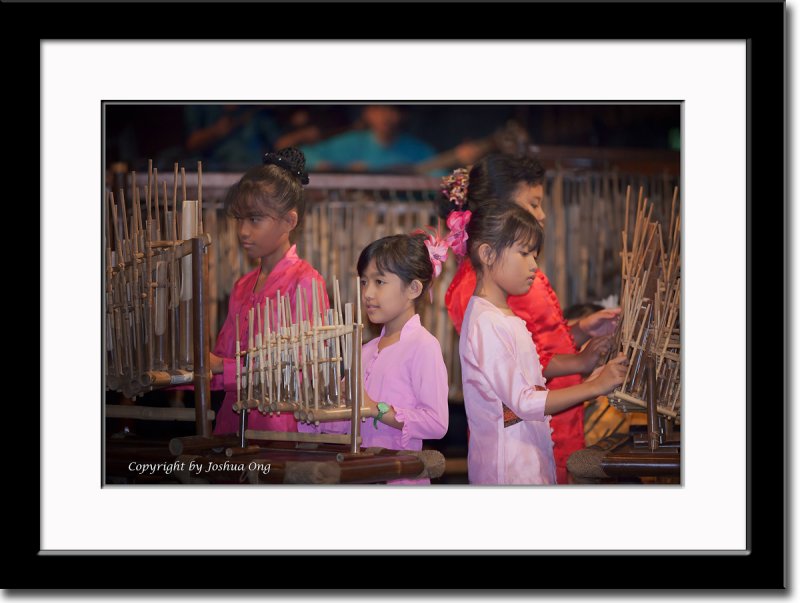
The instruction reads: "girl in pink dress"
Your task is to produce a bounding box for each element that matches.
[459,203,628,484]
[209,148,329,435]
[319,233,450,484]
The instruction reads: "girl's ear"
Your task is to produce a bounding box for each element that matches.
[406,279,423,301]
[478,242,496,268]
[282,209,299,232]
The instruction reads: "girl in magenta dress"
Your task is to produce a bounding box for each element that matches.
[458,203,628,484]
[319,233,450,484]
[209,148,329,435]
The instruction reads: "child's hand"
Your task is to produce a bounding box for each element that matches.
[592,353,629,395]
[578,307,622,338]
[578,335,612,374]
[209,353,224,375]
[362,386,379,417]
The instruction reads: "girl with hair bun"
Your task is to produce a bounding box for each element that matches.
[209,147,329,435]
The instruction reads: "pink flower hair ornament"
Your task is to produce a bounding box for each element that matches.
[445,209,472,257]
[413,222,451,302]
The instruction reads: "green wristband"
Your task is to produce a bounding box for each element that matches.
[373,402,390,429]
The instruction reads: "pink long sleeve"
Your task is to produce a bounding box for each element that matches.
[467,311,548,423]
[459,296,556,484]
[392,334,449,448]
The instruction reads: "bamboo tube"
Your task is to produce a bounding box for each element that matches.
[147,159,153,225]
[265,297,273,409]
[172,163,179,242]
[257,302,267,411]
[608,390,679,420]
[323,309,334,405]
[331,284,342,404]
[192,237,211,435]
[299,297,310,413]
[285,297,297,401]
[106,404,215,422]
[107,195,124,378]
[139,369,194,387]
[111,193,135,380]
[275,290,283,406]
[307,407,372,423]
[181,166,187,205]
[623,302,651,391]
[280,295,290,404]
[245,429,357,446]
[162,181,168,242]
[169,434,241,456]
[254,320,263,410]
[352,276,362,454]
[179,198,198,367]
[154,168,161,236]
[669,186,678,246]
[131,188,145,378]
[131,171,144,238]
[247,307,255,404]
[105,246,119,377]
[235,313,242,411]
[312,312,320,411]
[269,401,298,414]
[169,166,179,371]
[225,445,263,458]
[119,185,130,253]
[197,161,203,234]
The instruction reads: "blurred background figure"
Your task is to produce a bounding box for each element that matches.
[300,105,445,175]
[183,104,282,171]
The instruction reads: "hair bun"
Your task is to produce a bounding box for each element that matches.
[263,147,309,185]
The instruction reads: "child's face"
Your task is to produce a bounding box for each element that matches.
[235,212,291,260]
[512,183,546,226]
[360,260,417,325]
[490,241,539,297]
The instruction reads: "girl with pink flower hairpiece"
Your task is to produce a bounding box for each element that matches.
[311,232,450,484]
[439,154,621,484]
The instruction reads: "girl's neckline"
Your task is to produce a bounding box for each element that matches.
[252,269,269,295]
[375,313,420,351]
[472,295,516,317]
[473,295,521,319]
[377,334,400,352]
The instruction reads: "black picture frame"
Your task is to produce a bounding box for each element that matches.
[21,0,785,592]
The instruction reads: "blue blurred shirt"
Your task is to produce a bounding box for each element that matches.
[300,130,444,176]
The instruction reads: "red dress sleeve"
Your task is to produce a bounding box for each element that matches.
[444,259,477,335]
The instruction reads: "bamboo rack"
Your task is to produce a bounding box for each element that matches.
[105,162,212,435]
[228,276,367,451]
[608,186,681,423]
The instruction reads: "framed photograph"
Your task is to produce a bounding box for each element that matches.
[28,0,785,591]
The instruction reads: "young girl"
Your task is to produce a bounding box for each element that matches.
[209,147,329,435]
[319,233,450,484]
[441,153,619,483]
[459,203,627,484]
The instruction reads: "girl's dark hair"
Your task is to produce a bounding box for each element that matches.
[438,152,545,218]
[225,147,309,231]
[467,203,544,276]
[357,233,434,302]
